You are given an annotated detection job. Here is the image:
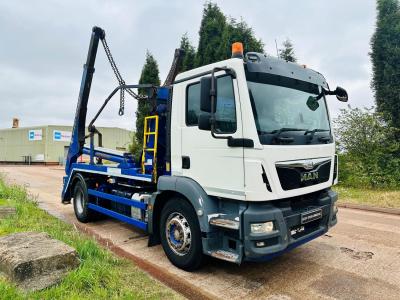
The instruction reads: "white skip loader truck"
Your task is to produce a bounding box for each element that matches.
[61,27,348,270]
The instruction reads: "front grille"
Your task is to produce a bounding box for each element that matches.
[276,159,331,190]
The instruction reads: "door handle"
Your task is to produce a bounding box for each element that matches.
[227,137,254,148]
[182,156,190,169]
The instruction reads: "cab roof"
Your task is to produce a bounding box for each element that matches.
[175,52,329,90]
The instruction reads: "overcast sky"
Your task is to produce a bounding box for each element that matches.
[0,0,376,130]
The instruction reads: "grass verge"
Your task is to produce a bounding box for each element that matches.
[0,177,182,300]
[335,185,400,209]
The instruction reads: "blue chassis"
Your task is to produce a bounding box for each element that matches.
[63,161,152,232]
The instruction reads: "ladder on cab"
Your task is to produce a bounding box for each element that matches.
[141,115,159,181]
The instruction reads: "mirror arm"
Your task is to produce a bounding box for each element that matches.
[324,89,336,96]
[309,86,348,106]
[314,88,335,102]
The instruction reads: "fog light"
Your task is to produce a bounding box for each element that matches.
[255,241,266,247]
[251,221,274,233]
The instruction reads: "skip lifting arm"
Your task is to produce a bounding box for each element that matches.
[65,27,105,175]
[65,26,155,175]
[63,26,185,200]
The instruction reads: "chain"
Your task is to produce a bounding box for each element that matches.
[101,37,146,116]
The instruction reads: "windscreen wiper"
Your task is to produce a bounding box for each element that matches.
[304,128,329,135]
[270,128,306,134]
[304,128,331,143]
[267,128,306,144]
[258,128,306,135]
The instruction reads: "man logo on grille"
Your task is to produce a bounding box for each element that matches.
[301,171,319,182]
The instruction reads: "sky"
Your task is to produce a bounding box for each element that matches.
[0,0,377,130]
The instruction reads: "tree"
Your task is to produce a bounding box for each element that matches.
[179,33,196,72]
[334,106,400,188]
[279,39,297,62]
[128,131,140,158]
[218,18,264,60]
[195,2,264,67]
[370,0,400,131]
[195,2,226,66]
[135,51,160,150]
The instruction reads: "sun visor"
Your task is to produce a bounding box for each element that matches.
[245,53,329,90]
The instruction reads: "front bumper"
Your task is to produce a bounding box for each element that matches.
[203,189,338,263]
[242,189,337,261]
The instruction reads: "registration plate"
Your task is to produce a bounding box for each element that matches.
[290,225,305,236]
[301,208,322,224]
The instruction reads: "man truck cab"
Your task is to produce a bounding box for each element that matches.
[62,27,348,270]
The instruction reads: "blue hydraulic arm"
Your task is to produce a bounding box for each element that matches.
[62,26,179,203]
[65,26,105,175]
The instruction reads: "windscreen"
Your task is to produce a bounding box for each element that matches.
[246,72,332,145]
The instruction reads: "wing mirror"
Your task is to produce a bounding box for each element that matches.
[306,86,349,110]
[198,113,211,131]
[200,76,217,113]
[334,86,348,102]
[200,67,236,113]
[198,67,236,135]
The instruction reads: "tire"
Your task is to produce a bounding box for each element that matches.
[160,197,204,271]
[73,180,97,223]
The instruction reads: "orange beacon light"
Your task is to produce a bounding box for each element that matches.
[231,42,244,58]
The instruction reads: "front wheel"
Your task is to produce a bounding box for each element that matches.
[160,198,204,271]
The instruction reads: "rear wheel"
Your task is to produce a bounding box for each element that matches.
[160,198,204,271]
[73,180,97,223]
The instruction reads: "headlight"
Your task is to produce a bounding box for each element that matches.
[251,221,274,233]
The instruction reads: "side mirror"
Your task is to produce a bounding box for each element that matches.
[200,76,217,112]
[198,113,211,131]
[335,86,348,102]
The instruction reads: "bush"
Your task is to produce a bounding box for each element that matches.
[334,106,400,189]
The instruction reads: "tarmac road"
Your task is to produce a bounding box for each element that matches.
[1,165,400,300]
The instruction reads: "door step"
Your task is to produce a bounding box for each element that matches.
[210,250,240,263]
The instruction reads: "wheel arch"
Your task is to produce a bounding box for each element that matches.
[148,176,219,245]
[70,172,88,195]
[65,171,105,201]
[69,172,87,191]
[62,170,85,202]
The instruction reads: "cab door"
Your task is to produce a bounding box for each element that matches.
[180,74,245,200]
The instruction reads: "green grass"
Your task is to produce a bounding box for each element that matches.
[0,177,182,300]
[334,185,400,209]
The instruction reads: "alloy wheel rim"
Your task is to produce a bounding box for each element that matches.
[165,212,192,256]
